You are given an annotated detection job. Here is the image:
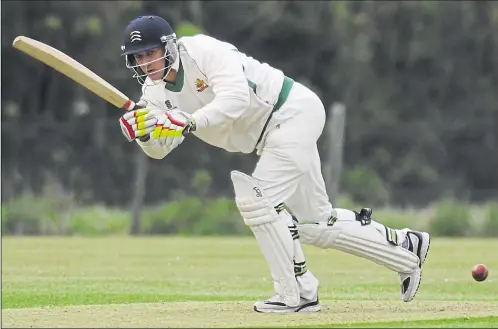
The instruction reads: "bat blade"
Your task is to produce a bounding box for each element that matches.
[12,36,135,111]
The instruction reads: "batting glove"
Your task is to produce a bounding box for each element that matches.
[119,108,158,142]
[152,110,196,149]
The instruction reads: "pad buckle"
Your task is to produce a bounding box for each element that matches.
[356,208,372,226]
[327,215,338,226]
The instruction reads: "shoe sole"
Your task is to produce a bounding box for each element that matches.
[402,268,421,303]
[254,304,321,313]
[296,304,321,312]
[418,232,431,266]
[254,298,321,313]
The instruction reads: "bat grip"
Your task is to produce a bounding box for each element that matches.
[123,99,140,111]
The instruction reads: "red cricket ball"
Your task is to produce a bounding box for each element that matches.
[472,264,488,282]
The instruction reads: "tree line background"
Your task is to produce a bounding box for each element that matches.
[1,1,497,236]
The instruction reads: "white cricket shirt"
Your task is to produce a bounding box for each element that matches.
[136,34,294,158]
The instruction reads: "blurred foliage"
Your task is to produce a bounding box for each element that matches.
[2,193,497,237]
[482,202,498,237]
[1,193,247,236]
[1,1,498,225]
[372,208,427,232]
[428,198,473,237]
[342,167,390,207]
[176,21,202,38]
[69,206,130,236]
[1,194,57,235]
[140,196,247,236]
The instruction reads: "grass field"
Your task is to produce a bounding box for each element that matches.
[2,236,498,328]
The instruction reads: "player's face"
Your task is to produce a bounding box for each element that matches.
[133,47,166,81]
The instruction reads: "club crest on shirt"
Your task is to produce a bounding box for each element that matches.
[195,79,208,92]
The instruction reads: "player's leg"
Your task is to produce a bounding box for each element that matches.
[231,170,319,313]
[287,159,431,302]
[294,206,430,302]
[277,85,431,303]
[233,82,328,313]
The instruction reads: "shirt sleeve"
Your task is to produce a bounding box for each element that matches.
[190,37,250,129]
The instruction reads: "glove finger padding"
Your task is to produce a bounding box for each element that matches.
[151,113,184,149]
[120,108,157,142]
[152,114,169,139]
[160,125,184,148]
[134,126,157,138]
[126,113,155,125]
[121,109,151,121]
[130,118,158,133]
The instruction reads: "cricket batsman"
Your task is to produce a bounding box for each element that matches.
[118,15,431,313]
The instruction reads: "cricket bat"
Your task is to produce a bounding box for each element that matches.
[12,36,137,111]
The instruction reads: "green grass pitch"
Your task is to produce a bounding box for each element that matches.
[2,236,497,327]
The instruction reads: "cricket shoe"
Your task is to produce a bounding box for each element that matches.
[253,293,320,313]
[398,229,431,302]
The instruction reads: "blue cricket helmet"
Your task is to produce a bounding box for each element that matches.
[121,15,178,84]
[121,15,175,55]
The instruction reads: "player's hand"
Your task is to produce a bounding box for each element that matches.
[119,108,158,142]
[152,110,196,149]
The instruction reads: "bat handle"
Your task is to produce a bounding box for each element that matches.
[123,99,139,111]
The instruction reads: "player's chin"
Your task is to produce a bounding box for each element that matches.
[147,71,163,81]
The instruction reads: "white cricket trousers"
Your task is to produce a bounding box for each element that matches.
[252,81,334,224]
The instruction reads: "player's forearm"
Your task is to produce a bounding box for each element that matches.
[192,94,249,129]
